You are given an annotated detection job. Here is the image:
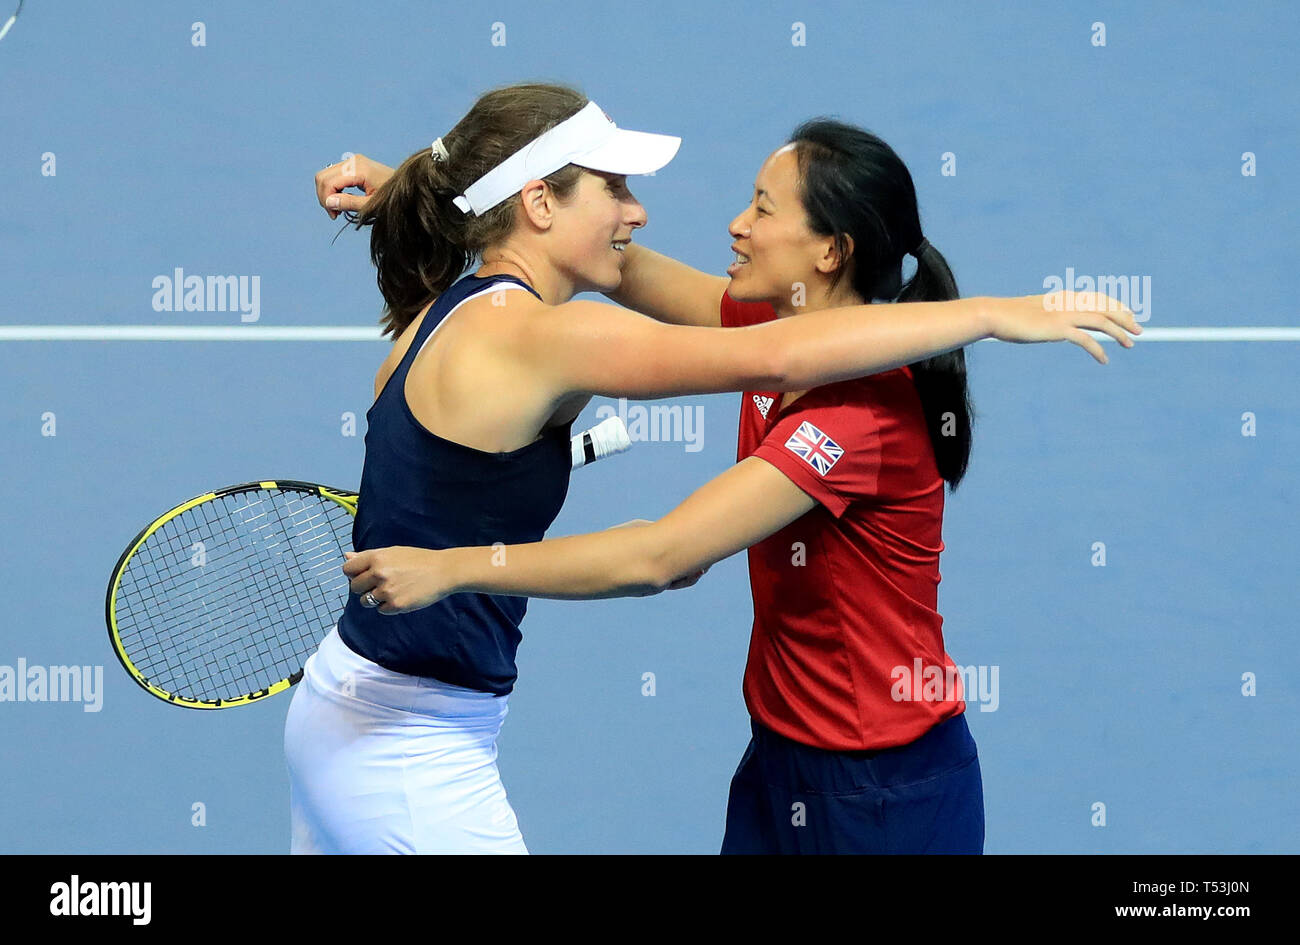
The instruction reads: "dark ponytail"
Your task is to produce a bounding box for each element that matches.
[348,82,589,339]
[788,119,974,491]
[896,244,973,491]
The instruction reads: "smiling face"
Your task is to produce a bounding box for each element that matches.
[549,168,647,293]
[727,144,849,314]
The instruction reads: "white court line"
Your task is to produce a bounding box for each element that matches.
[0,326,383,341]
[0,325,1296,342]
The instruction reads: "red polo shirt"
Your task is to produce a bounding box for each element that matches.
[721,290,965,751]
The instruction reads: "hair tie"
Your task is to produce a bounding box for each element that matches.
[431,137,450,163]
[910,237,931,259]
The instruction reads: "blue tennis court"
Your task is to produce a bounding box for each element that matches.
[0,0,1295,853]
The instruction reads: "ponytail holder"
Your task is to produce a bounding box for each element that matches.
[910,237,931,259]
[431,137,450,163]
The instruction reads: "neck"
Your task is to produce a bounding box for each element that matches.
[770,278,867,318]
[475,247,574,306]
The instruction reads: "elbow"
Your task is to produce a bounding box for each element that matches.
[632,553,674,597]
[628,528,680,596]
[638,533,711,596]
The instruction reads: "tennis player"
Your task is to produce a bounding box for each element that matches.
[302,82,1138,854]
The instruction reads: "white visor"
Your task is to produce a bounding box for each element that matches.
[452,101,681,216]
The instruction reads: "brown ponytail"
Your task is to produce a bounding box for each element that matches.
[349,82,590,338]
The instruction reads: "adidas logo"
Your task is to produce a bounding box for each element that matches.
[752,394,775,419]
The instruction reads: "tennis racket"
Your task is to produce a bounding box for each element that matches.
[106,417,631,709]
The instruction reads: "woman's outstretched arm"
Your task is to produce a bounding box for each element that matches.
[312,156,1142,398]
[342,456,818,611]
[509,290,1138,406]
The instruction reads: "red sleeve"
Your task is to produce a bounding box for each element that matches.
[719,289,777,328]
[751,387,882,519]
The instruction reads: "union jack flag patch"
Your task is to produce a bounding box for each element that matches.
[784,421,843,475]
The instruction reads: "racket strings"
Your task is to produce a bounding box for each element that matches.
[117,492,345,698]
[114,489,354,702]
[118,498,306,694]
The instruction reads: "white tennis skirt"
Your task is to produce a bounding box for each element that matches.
[283,625,527,854]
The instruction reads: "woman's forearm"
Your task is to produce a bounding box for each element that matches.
[605,243,724,326]
[768,296,994,389]
[605,242,666,312]
[612,244,999,383]
[444,526,667,601]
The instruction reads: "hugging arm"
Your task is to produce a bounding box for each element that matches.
[604,243,727,328]
[512,289,1137,408]
[314,156,1141,403]
[343,456,817,611]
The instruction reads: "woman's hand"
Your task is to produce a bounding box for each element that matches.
[987,291,1142,364]
[342,547,450,615]
[314,154,395,219]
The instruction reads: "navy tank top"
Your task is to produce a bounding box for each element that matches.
[336,273,573,694]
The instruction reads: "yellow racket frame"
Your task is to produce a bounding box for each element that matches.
[105,480,358,709]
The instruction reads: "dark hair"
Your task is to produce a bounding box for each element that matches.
[787,119,974,491]
[347,82,589,339]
